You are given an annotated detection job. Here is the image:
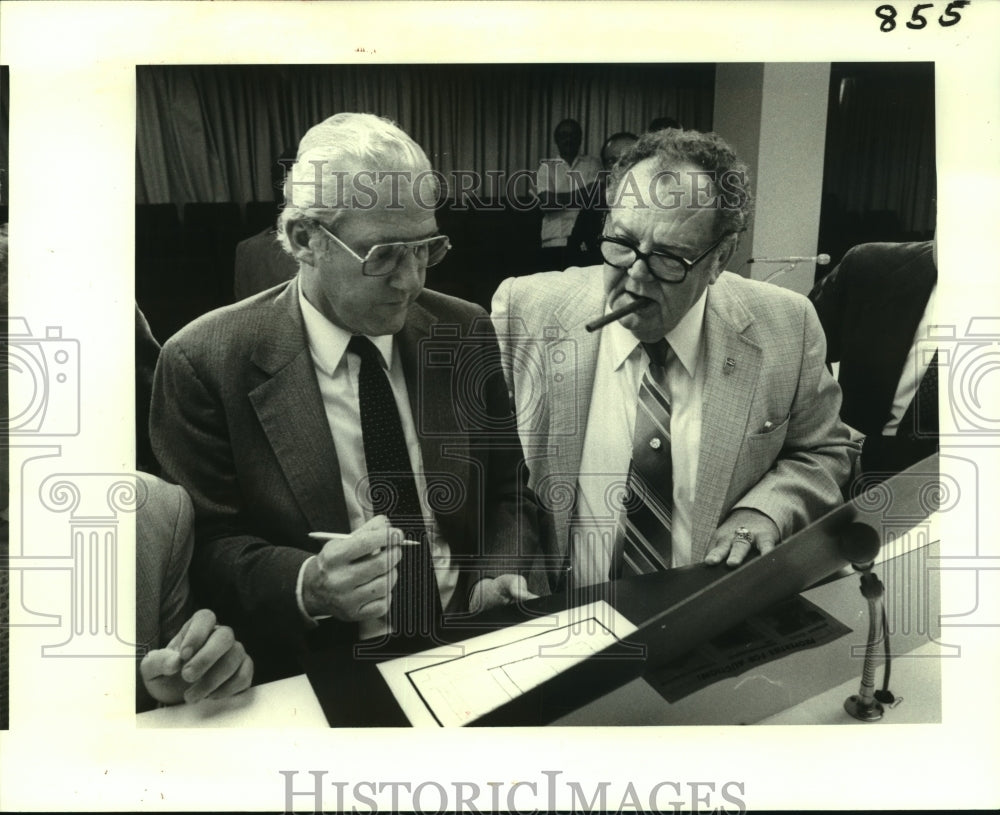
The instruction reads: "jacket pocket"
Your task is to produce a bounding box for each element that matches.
[745,413,790,458]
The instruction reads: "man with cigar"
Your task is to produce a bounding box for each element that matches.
[493,128,859,592]
[151,113,538,682]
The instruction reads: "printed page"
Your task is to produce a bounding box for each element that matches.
[378,600,637,726]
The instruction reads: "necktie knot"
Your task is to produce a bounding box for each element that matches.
[643,339,670,368]
[348,334,385,368]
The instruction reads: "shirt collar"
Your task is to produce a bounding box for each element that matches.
[605,288,708,377]
[554,154,582,170]
[297,278,395,375]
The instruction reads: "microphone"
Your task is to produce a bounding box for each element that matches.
[838,522,881,570]
[748,254,830,265]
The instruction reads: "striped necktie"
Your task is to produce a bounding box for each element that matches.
[611,339,674,579]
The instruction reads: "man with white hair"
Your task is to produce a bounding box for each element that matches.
[151,113,540,682]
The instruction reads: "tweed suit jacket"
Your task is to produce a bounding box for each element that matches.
[135,472,194,712]
[150,280,538,681]
[492,266,859,591]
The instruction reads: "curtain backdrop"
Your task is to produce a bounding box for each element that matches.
[136,64,716,211]
[823,63,936,235]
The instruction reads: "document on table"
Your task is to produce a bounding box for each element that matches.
[377,600,638,727]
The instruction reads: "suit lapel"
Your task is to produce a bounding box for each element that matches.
[248,282,350,532]
[691,283,762,557]
[550,333,599,478]
[548,280,603,544]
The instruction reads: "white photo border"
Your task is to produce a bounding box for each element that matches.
[2,1,998,811]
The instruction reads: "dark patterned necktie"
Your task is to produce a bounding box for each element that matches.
[611,339,674,579]
[348,335,441,639]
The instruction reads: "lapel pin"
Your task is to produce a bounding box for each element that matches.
[724,357,736,374]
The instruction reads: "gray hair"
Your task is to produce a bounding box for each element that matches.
[607,128,753,238]
[277,112,437,254]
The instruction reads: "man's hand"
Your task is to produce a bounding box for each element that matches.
[704,509,781,567]
[303,515,406,621]
[140,609,253,706]
[469,574,538,614]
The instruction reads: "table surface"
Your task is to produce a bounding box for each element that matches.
[139,519,941,728]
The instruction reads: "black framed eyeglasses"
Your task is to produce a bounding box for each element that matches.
[314,221,452,277]
[597,231,731,284]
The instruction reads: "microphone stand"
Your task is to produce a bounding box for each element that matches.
[844,560,886,722]
[760,262,799,284]
[750,254,830,285]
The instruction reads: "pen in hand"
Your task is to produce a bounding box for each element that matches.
[308,530,422,558]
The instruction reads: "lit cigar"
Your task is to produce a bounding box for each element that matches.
[585,297,651,333]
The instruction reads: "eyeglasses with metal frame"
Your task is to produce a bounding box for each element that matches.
[314,221,452,277]
[597,231,732,284]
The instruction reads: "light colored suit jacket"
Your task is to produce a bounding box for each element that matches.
[135,473,194,712]
[492,266,859,592]
[151,280,539,681]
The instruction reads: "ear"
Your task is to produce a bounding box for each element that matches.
[284,218,317,266]
[708,234,738,284]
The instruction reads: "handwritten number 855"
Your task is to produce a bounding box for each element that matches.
[876,1,968,32]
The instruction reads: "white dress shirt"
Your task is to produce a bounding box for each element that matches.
[571,289,708,586]
[295,281,457,636]
[882,284,938,435]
